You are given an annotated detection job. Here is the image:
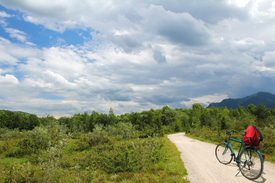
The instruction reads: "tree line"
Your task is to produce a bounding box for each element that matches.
[1,103,275,137]
[0,110,40,130]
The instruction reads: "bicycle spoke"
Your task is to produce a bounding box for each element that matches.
[238,148,263,180]
[215,143,233,165]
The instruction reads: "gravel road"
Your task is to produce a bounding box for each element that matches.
[168,133,275,183]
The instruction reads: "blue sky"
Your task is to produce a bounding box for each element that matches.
[0,0,275,117]
[0,5,92,48]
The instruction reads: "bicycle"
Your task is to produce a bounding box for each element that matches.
[215,130,265,180]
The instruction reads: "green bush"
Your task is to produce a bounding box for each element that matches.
[0,128,22,141]
[0,141,3,154]
[73,130,114,151]
[93,137,164,173]
[106,122,139,140]
[24,126,51,153]
[260,126,275,155]
[94,142,142,173]
[0,162,35,183]
[3,137,33,157]
[0,125,70,158]
[0,161,99,183]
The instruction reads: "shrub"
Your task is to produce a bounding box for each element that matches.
[0,162,35,183]
[93,137,164,173]
[260,126,275,155]
[105,122,139,140]
[3,137,33,157]
[0,141,3,153]
[73,132,115,151]
[24,126,51,153]
[0,128,22,141]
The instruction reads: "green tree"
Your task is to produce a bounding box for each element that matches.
[5,110,15,129]
[173,118,182,132]
[14,113,24,130]
[255,104,270,127]
[97,113,108,126]
[89,111,99,131]
[107,108,116,126]
[70,113,82,132]
[270,107,275,116]
[0,110,7,128]
[161,106,177,126]
[147,109,156,126]
[247,104,257,114]
[201,109,212,127]
[155,114,164,136]
[236,104,248,116]
[40,114,57,127]
[221,117,226,130]
[190,103,204,128]
[81,111,90,132]
[29,114,40,130]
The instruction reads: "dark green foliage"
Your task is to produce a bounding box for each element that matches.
[0,110,40,131]
[2,103,275,140]
[89,110,99,131]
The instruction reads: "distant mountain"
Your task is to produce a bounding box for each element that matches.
[207,92,275,109]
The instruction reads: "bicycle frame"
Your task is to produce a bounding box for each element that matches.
[225,137,244,163]
[216,130,265,180]
[225,136,265,163]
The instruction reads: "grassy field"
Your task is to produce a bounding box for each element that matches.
[0,135,189,183]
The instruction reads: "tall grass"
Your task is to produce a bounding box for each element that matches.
[0,124,189,183]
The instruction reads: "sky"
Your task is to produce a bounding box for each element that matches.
[0,0,275,117]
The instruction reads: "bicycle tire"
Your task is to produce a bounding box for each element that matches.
[215,143,233,165]
[238,148,263,180]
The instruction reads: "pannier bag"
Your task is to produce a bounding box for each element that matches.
[243,125,263,146]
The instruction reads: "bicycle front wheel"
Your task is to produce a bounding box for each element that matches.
[238,148,263,180]
[215,143,233,165]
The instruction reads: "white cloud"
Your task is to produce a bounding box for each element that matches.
[0,49,18,64]
[0,37,40,65]
[233,38,265,52]
[26,42,36,46]
[0,0,275,116]
[139,5,212,46]
[5,28,28,42]
[181,94,229,108]
[23,15,71,33]
[0,11,11,17]
[228,0,251,7]
[263,51,275,69]
[0,74,19,85]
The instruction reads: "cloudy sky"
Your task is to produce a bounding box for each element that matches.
[0,0,275,117]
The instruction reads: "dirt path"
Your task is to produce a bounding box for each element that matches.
[168,133,275,183]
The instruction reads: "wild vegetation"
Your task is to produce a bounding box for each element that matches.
[0,108,188,183]
[0,103,275,182]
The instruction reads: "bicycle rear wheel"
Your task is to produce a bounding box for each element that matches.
[238,148,263,180]
[215,143,233,165]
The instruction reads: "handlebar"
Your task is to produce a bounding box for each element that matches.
[225,130,238,135]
